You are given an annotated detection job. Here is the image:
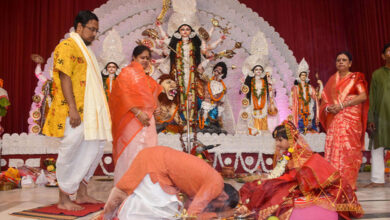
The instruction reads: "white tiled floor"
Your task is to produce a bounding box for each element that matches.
[0,173,389,219]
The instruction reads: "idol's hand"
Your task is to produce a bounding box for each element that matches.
[137,111,151,127]
[69,107,81,128]
[197,65,205,74]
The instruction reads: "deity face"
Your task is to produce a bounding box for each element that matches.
[76,19,99,46]
[133,50,151,70]
[275,137,290,151]
[253,66,264,77]
[161,79,177,101]
[106,63,118,75]
[299,72,307,82]
[336,54,352,72]
[179,25,192,38]
[213,66,223,79]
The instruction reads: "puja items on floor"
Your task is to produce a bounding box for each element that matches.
[0,165,57,190]
[43,158,56,172]
[0,167,20,191]
[385,151,390,182]
[221,166,235,178]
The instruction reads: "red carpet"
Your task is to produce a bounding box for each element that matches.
[11,203,104,220]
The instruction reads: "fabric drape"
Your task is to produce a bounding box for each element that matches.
[109,61,161,164]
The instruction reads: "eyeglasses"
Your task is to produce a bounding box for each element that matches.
[84,26,99,34]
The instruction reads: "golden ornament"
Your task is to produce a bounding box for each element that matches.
[242,98,249,107]
[32,95,41,103]
[241,85,249,94]
[241,112,249,120]
[31,125,41,134]
[32,111,41,120]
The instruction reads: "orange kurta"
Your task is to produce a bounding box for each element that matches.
[319,72,369,189]
[109,62,162,164]
[117,146,224,219]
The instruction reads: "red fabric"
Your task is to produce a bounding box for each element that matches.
[32,203,104,217]
[239,152,363,220]
[1,0,389,134]
[320,72,369,145]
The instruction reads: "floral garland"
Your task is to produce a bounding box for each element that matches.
[298,82,311,105]
[156,105,179,123]
[267,147,294,179]
[176,40,196,123]
[207,77,226,104]
[298,82,311,128]
[251,78,267,110]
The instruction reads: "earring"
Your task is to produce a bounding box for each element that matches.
[189,32,196,38]
[173,32,181,39]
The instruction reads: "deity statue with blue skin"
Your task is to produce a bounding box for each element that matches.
[197,62,228,134]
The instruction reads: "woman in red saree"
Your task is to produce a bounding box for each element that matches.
[319,51,369,190]
[239,121,363,220]
[109,45,162,184]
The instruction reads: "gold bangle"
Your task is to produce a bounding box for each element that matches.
[135,111,141,117]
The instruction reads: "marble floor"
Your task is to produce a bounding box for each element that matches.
[0,173,389,219]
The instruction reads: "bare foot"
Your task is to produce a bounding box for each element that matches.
[57,200,85,211]
[363,182,385,188]
[75,194,102,204]
[58,189,85,211]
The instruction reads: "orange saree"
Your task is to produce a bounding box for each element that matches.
[109,61,162,166]
[319,72,369,189]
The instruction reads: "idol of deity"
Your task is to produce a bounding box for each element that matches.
[197,62,230,134]
[289,58,323,133]
[239,63,278,135]
[101,62,120,99]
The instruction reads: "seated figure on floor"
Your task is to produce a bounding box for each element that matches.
[289,58,322,133]
[238,121,364,220]
[101,146,239,220]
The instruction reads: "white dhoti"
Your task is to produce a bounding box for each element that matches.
[56,117,105,194]
[118,174,182,220]
[371,147,385,184]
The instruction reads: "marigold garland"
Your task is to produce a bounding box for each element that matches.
[251,78,267,111]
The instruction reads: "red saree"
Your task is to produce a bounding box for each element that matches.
[109,62,162,164]
[240,147,363,220]
[319,72,369,189]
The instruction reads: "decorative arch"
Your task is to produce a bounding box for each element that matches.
[28,0,298,133]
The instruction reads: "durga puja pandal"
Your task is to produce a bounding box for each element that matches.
[4,0,389,219]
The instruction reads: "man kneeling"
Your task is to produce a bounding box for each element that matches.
[103,146,239,220]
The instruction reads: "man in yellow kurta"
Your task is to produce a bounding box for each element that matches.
[43,10,112,211]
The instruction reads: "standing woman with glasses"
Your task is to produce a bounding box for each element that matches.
[319,51,369,190]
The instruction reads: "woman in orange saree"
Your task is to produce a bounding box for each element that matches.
[239,121,363,220]
[319,52,369,190]
[109,45,162,183]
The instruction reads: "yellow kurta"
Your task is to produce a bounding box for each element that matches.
[42,38,87,137]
